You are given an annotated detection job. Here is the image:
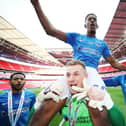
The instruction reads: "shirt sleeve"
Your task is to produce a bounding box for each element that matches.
[66,32,79,46]
[102,42,112,58]
[29,92,36,109]
[103,77,120,87]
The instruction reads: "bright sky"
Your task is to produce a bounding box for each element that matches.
[0,0,119,49]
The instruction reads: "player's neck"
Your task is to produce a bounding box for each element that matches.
[87,31,96,37]
[12,89,23,94]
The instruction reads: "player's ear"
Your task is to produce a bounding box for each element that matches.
[85,72,88,78]
[84,24,87,28]
[96,24,99,29]
[82,72,88,88]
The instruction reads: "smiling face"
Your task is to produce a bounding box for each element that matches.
[84,14,98,35]
[66,64,87,94]
[10,73,26,93]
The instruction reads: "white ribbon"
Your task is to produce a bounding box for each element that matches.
[8,90,25,126]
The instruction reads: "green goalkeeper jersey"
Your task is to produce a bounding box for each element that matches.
[61,98,93,126]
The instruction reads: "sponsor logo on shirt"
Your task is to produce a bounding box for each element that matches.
[78,47,101,57]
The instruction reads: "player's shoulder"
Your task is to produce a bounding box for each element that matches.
[115,74,126,80]
[0,91,8,102]
[96,38,108,47]
[24,89,36,97]
[96,37,105,43]
[67,32,83,37]
[0,90,8,97]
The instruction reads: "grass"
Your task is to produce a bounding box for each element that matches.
[30,87,126,125]
[107,87,126,118]
[0,87,125,125]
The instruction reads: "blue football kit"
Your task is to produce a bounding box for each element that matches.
[0,89,36,126]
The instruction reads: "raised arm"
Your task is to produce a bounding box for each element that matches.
[31,0,66,41]
[28,99,66,126]
[105,56,126,71]
[88,106,110,126]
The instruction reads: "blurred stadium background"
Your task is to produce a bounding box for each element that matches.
[0,0,126,122]
[0,0,126,89]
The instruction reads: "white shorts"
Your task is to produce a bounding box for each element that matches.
[86,66,106,90]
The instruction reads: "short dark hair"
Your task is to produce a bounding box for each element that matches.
[85,13,97,22]
[66,60,86,69]
[10,72,26,80]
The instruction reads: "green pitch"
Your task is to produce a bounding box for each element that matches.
[30,87,126,125]
[0,87,125,125]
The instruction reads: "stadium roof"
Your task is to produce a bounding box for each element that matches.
[0,0,126,66]
[0,16,61,64]
[104,0,126,55]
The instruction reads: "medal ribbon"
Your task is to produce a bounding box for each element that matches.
[8,90,25,126]
[68,97,81,126]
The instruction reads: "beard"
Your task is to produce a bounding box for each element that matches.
[11,84,24,91]
[88,30,96,35]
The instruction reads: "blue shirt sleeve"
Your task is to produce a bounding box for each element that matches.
[103,77,120,87]
[104,74,126,103]
[25,90,36,109]
[102,41,112,58]
[118,74,126,103]
[66,32,79,46]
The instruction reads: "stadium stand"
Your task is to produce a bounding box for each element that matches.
[0,0,126,89]
[0,16,64,89]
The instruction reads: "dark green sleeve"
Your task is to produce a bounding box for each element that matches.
[108,104,126,126]
[27,106,35,125]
